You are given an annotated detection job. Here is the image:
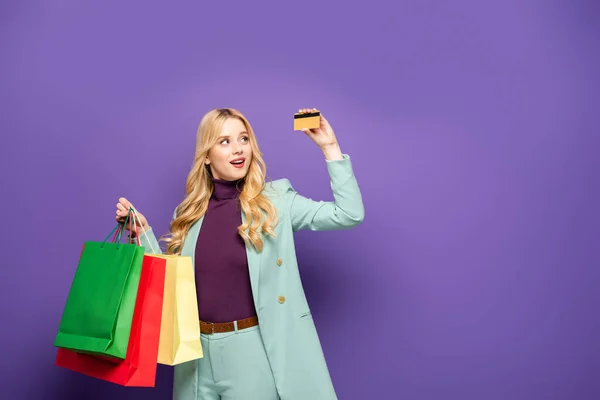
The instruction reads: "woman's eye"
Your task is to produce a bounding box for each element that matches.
[220,139,229,144]
[241,136,249,142]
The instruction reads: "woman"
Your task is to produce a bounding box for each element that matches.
[116,107,364,399]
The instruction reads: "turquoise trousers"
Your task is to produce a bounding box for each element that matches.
[173,325,280,399]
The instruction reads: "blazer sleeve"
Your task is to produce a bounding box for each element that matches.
[285,154,365,232]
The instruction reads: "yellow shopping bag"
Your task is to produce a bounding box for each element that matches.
[150,254,203,365]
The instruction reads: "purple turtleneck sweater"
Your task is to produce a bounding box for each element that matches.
[194,177,256,323]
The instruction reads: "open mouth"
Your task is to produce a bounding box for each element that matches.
[230,158,246,168]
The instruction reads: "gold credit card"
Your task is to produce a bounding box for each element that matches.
[294,111,320,130]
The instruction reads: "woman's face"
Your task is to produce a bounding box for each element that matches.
[205,117,253,181]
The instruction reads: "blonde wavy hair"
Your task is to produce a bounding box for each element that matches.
[160,108,279,255]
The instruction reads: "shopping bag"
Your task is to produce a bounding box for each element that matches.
[150,254,203,365]
[54,210,144,359]
[56,252,167,386]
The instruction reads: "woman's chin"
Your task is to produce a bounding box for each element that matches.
[228,169,248,181]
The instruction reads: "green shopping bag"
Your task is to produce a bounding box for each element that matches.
[54,209,144,360]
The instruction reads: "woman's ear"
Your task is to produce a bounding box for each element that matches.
[204,157,210,165]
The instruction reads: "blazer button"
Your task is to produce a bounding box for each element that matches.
[278,296,286,304]
[276,258,283,266]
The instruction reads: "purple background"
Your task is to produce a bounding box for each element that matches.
[2,0,599,399]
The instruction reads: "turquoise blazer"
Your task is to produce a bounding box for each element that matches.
[138,154,364,399]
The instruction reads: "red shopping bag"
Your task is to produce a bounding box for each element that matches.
[56,253,167,387]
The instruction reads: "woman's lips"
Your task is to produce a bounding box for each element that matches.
[230,158,245,168]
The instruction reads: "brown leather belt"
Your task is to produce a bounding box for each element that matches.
[199,315,258,335]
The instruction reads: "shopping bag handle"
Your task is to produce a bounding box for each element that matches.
[99,207,159,253]
[101,208,140,247]
[129,208,158,254]
[119,207,140,244]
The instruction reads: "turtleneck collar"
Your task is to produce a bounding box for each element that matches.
[210,175,244,200]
